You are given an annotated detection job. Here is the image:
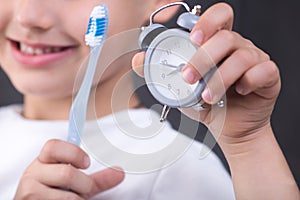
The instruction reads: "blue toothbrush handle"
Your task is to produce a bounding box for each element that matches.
[67,113,81,146]
[67,46,102,146]
[67,4,108,146]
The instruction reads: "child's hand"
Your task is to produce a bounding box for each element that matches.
[14,139,124,199]
[132,3,280,146]
[133,4,300,199]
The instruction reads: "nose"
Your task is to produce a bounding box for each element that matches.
[16,0,54,30]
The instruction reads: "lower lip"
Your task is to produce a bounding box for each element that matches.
[9,41,74,68]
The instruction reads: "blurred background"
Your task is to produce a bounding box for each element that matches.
[1,0,299,187]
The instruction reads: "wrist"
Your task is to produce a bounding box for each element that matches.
[218,123,274,157]
[218,124,299,199]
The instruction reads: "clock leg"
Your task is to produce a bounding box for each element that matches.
[160,105,171,122]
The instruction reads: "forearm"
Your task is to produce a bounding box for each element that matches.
[219,125,299,200]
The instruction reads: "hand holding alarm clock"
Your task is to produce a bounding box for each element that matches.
[138,2,224,122]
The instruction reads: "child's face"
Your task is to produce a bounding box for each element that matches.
[0,0,154,99]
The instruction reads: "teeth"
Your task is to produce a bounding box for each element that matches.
[44,48,52,54]
[26,46,34,55]
[34,48,43,55]
[19,43,63,55]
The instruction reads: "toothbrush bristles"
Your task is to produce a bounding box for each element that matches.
[85,4,108,47]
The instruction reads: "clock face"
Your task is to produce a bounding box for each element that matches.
[144,29,202,107]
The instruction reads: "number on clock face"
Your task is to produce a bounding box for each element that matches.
[149,36,199,102]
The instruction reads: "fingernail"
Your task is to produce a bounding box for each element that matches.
[83,156,90,168]
[191,30,204,45]
[202,88,212,103]
[182,66,196,84]
[236,85,248,95]
[112,166,124,172]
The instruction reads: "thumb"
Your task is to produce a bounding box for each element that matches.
[132,51,145,77]
[88,167,125,198]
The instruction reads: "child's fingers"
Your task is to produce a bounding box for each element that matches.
[87,167,125,198]
[202,48,269,104]
[235,60,280,98]
[190,3,234,45]
[33,163,93,195]
[201,47,270,104]
[182,30,250,84]
[132,3,235,82]
[14,178,84,200]
[43,188,84,200]
[132,51,145,77]
[182,28,266,89]
[18,158,124,198]
[38,139,90,169]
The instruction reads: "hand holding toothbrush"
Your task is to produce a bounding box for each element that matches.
[15,5,125,199]
[14,139,124,199]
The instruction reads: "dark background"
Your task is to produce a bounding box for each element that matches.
[1,0,299,187]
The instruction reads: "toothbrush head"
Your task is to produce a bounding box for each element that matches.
[85,4,109,47]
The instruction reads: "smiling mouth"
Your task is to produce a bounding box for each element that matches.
[9,39,77,67]
[11,40,71,56]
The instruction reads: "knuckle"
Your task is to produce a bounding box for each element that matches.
[218,29,236,44]
[259,49,271,61]
[22,169,34,180]
[82,177,94,194]
[245,41,270,61]
[59,165,75,184]
[41,139,60,159]
[242,38,270,61]
[265,61,280,79]
[244,38,255,47]
[22,191,37,199]
[235,48,259,65]
[22,192,36,200]
[85,182,95,197]
[45,138,60,148]
[67,149,86,166]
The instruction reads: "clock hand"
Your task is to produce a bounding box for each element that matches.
[165,63,186,76]
[167,70,178,76]
[159,62,179,69]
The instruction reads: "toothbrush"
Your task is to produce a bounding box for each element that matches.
[67,4,109,146]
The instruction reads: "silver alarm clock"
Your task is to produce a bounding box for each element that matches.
[139,2,220,122]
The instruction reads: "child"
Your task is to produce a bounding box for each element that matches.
[0,0,298,200]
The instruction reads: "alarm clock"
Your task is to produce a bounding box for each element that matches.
[138,2,221,122]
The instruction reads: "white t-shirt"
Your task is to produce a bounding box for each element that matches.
[0,105,235,199]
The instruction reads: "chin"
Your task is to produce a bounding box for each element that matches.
[12,78,73,100]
